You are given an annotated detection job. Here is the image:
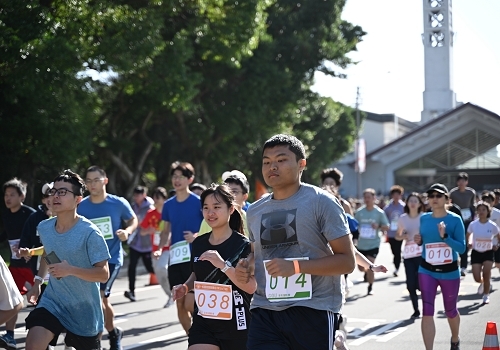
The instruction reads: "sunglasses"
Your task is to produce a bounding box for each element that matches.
[428,193,444,199]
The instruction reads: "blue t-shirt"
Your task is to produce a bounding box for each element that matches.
[37,217,110,336]
[77,194,135,265]
[418,211,465,279]
[346,214,358,233]
[161,193,203,246]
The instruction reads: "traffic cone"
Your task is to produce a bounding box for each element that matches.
[148,273,159,286]
[483,321,500,350]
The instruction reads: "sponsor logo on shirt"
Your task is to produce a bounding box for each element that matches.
[259,209,298,249]
[234,290,247,330]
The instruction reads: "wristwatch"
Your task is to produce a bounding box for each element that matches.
[221,261,232,273]
[34,275,44,283]
[442,233,449,240]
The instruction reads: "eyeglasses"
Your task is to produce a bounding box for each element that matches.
[171,175,187,181]
[47,188,76,197]
[85,178,104,185]
[428,193,444,199]
[230,189,242,195]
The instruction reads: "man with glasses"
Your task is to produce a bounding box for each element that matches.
[77,166,137,350]
[154,161,203,335]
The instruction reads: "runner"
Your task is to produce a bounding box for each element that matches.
[466,201,499,304]
[480,191,500,271]
[396,192,425,318]
[24,170,110,350]
[354,188,390,295]
[0,255,23,350]
[238,134,355,350]
[153,161,203,335]
[77,166,138,350]
[384,185,405,277]
[320,168,353,215]
[139,187,173,308]
[172,183,256,349]
[414,183,465,350]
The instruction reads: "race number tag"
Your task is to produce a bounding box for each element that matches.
[390,220,398,231]
[8,239,20,260]
[91,216,114,240]
[359,225,376,239]
[425,243,452,265]
[153,231,161,246]
[460,208,472,221]
[169,240,190,265]
[194,281,232,320]
[264,257,312,302]
[403,241,422,259]
[474,239,493,252]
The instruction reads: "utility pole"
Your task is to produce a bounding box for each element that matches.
[355,87,361,199]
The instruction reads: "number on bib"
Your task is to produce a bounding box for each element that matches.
[169,240,191,265]
[194,281,232,320]
[474,239,493,253]
[8,239,20,260]
[425,243,452,265]
[359,225,376,239]
[403,241,422,259]
[90,217,114,240]
[264,258,312,302]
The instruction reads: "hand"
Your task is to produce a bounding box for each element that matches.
[199,250,225,269]
[235,258,251,284]
[371,222,379,230]
[153,249,163,259]
[48,260,72,279]
[18,247,31,260]
[26,283,41,305]
[183,231,196,243]
[116,229,129,242]
[265,258,295,278]
[414,234,422,245]
[172,284,187,301]
[438,221,446,239]
[467,243,472,249]
[371,264,388,273]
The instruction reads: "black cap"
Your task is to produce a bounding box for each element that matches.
[426,183,449,195]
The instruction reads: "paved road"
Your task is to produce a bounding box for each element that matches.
[6,243,500,349]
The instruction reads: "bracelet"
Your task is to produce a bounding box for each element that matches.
[34,275,44,283]
[30,249,35,256]
[369,264,374,271]
[293,260,300,274]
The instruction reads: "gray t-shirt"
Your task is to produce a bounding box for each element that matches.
[37,217,110,336]
[449,187,476,222]
[247,183,350,313]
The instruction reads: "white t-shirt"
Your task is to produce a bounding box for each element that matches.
[397,213,421,242]
[468,219,499,252]
[489,208,500,227]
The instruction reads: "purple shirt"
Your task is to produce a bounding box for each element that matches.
[384,200,405,238]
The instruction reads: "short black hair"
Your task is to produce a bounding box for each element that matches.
[224,175,250,194]
[320,168,343,187]
[86,165,106,178]
[190,183,207,192]
[152,187,168,199]
[262,134,306,161]
[170,161,195,178]
[53,169,86,196]
[133,186,147,195]
[456,172,468,181]
[3,178,27,197]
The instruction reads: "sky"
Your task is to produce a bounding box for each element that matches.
[312,0,500,123]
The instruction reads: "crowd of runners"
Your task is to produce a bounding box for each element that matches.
[1,133,499,350]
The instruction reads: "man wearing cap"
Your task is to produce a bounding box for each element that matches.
[414,183,465,350]
[449,172,476,276]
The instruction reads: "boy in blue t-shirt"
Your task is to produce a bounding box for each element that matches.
[77,166,137,350]
[154,161,203,335]
[25,170,110,350]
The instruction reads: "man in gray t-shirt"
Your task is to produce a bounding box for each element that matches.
[239,134,355,350]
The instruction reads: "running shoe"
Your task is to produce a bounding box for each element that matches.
[477,283,484,295]
[483,294,490,304]
[334,330,350,350]
[164,297,174,308]
[393,269,398,277]
[109,327,123,350]
[411,310,421,319]
[367,284,373,295]
[124,290,136,302]
[0,333,16,350]
[460,268,466,277]
[450,338,460,350]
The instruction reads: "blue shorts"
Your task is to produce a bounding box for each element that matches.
[247,306,338,350]
[100,263,121,298]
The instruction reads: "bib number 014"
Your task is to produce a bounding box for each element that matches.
[264,258,312,302]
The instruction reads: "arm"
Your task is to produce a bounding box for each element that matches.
[265,235,356,278]
[26,253,50,304]
[465,230,472,249]
[48,259,109,283]
[342,200,353,216]
[440,220,466,254]
[172,272,197,301]
[355,248,387,273]
[116,216,138,242]
[140,227,155,236]
[153,221,171,258]
[395,220,407,241]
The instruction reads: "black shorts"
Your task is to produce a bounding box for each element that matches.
[100,263,121,298]
[494,249,500,263]
[471,250,494,265]
[247,307,338,350]
[168,262,192,287]
[357,248,379,259]
[26,307,100,350]
[188,315,247,350]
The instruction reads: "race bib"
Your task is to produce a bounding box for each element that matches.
[153,231,161,246]
[194,281,232,320]
[359,225,376,239]
[264,257,312,302]
[425,243,452,265]
[474,239,493,253]
[390,220,398,231]
[8,239,20,260]
[90,216,114,240]
[403,241,422,259]
[460,208,472,221]
[169,240,190,265]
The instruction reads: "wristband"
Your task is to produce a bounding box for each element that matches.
[293,260,300,274]
[30,249,35,256]
[34,275,44,283]
[369,264,374,271]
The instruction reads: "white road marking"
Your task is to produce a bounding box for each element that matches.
[123,330,187,349]
[349,320,406,346]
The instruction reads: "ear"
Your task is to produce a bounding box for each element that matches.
[188,176,194,185]
[298,159,306,171]
[103,177,109,186]
[242,193,249,202]
[229,205,235,215]
[75,196,83,205]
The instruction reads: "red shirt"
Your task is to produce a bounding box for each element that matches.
[140,208,169,252]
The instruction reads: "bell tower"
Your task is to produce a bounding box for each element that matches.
[421,0,456,123]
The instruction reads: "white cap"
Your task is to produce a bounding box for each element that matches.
[221,170,247,182]
[41,182,53,195]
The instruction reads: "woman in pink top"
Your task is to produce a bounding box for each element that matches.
[396,192,425,318]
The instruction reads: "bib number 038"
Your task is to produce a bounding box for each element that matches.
[264,258,312,302]
[194,281,232,320]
